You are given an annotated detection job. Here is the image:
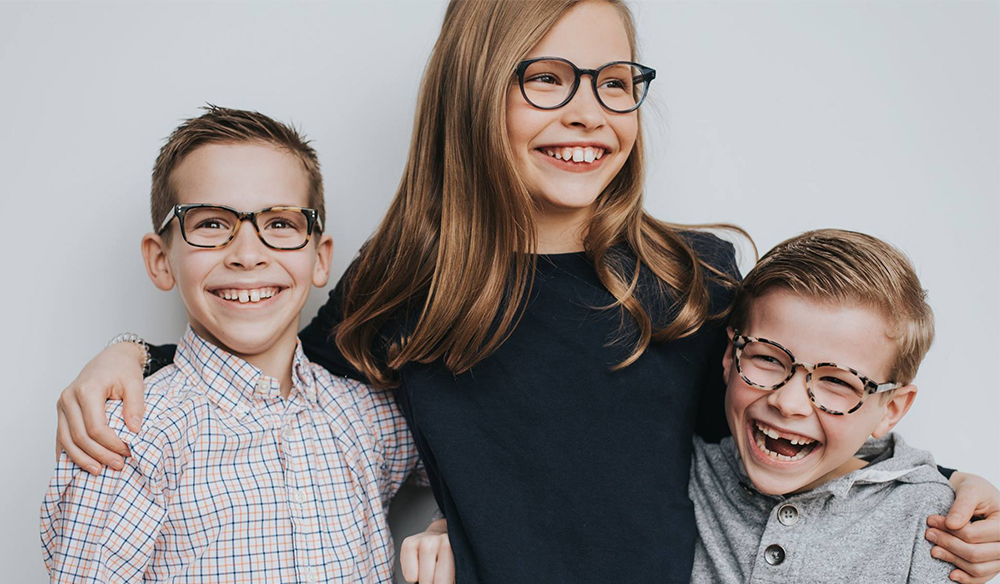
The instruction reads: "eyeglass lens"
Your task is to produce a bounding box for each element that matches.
[738,340,867,413]
[520,59,650,112]
[181,206,311,249]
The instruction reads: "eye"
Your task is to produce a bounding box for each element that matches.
[193,218,230,230]
[526,73,561,85]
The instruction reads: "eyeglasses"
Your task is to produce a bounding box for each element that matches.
[731,332,900,416]
[157,204,323,250]
[514,57,656,114]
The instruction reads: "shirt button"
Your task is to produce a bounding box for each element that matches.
[303,567,318,583]
[777,504,799,526]
[293,489,309,504]
[256,378,270,394]
[764,544,786,566]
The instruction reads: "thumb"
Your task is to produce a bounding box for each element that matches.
[121,376,147,433]
[945,484,979,530]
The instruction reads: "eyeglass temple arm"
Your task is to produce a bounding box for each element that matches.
[156,206,179,234]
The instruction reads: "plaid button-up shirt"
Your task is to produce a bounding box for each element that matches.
[41,327,422,583]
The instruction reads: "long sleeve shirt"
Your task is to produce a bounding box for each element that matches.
[41,327,422,583]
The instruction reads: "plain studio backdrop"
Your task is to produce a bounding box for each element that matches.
[1,1,997,582]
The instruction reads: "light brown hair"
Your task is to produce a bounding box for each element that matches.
[729,229,935,385]
[150,105,324,238]
[337,0,746,387]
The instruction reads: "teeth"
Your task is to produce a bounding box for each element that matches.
[543,146,606,164]
[215,287,280,303]
[755,421,814,445]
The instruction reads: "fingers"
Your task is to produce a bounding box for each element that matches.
[418,536,438,584]
[929,514,1000,546]
[947,487,983,530]
[121,376,147,433]
[927,526,1000,565]
[61,390,125,471]
[56,403,101,475]
[929,544,1000,583]
[400,536,419,582]
[434,536,455,584]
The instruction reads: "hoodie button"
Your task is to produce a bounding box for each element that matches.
[764,544,786,566]
[777,504,799,526]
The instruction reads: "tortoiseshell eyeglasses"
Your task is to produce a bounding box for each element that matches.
[157,204,322,251]
[732,332,900,415]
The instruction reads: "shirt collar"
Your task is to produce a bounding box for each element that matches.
[173,326,319,411]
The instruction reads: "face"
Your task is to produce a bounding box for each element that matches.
[506,0,639,226]
[723,290,915,495]
[143,142,332,363]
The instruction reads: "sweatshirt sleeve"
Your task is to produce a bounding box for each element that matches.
[906,484,957,583]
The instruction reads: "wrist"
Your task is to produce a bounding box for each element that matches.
[108,332,151,375]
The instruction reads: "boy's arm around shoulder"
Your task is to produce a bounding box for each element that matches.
[41,401,168,583]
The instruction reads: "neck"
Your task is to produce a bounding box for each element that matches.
[534,205,591,254]
[191,320,299,398]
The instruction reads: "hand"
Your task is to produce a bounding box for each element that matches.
[926,472,1000,583]
[400,518,453,584]
[56,342,147,475]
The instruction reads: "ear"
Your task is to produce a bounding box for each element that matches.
[141,233,175,291]
[311,234,334,288]
[722,326,736,381]
[871,384,917,439]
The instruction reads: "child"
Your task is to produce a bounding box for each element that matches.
[689,228,954,583]
[40,106,426,583]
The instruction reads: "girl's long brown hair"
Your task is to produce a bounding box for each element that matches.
[337,0,748,387]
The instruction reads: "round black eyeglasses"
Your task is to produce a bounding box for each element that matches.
[515,57,656,114]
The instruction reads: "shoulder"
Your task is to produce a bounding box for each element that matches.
[678,230,740,276]
[104,365,209,479]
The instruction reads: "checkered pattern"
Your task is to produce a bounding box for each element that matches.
[41,327,422,583]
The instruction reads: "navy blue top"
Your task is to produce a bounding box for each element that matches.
[297,234,738,583]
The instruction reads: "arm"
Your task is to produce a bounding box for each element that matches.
[56,273,357,474]
[41,412,165,582]
[925,472,1000,583]
[399,519,454,584]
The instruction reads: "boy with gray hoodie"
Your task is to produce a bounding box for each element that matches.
[689,229,954,583]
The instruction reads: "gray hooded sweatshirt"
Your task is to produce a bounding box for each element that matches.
[689,433,955,583]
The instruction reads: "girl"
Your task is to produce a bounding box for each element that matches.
[55,1,1000,582]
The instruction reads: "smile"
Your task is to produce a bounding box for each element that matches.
[209,286,283,304]
[750,419,821,462]
[539,146,606,163]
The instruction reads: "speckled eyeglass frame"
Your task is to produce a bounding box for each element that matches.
[732,331,901,416]
[157,204,323,251]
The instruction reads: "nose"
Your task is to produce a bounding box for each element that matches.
[224,219,270,269]
[561,77,606,130]
[765,368,814,418]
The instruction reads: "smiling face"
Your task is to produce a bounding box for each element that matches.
[505,0,639,245]
[723,289,915,495]
[144,142,332,367]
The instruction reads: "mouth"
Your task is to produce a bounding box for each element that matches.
[208,286,285,305]
[748,419,821,463]
[537,145,607,164]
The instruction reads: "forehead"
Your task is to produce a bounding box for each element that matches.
[526,0,632,67]
[170,142,311,209]
[744,290,896,380]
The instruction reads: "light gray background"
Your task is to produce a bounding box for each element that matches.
[1,1,997,582]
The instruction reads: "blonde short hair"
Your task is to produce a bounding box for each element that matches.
[729,229,934,385]
[150,105,324,238]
